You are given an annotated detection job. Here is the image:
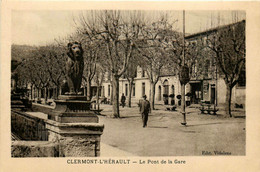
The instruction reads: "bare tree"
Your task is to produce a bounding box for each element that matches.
[134,16,181,110]
[75,10,144,118]
[93,63,106,111]
[15,48,52,103]
[124,53,138,107]
[38,44,67,99]
[137,44,169,110]
[206,21,245,117]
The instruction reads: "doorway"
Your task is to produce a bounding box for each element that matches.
[190,82,202,104]
[211,85,216,104]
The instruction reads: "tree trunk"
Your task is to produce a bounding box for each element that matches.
[33,87,36,101]
[150,83,156,110]
[55,87,57,98]
[97,85,100,111]
[55,87,58,99]
[87,80,92,101]
[84,86,87,96]
[128,79,133,107]
[112,75,120,118]
[59,86,62,96]
[37,88,40,101]
[110,84,113,105]
[38,88,42,103]
[225,83,233,117]
[44,87,48,104]
[48,88,51,99]
[30,85,33,100]
[181,83,186,125]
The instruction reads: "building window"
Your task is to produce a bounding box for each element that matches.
[142,82,145,96]
[132,83,135,97]
[108,85,110,96]
[204,59,210,78]
[142,69,145,77]
[158,86,162,101]
[125,84,128,96]
[171,85,175,95]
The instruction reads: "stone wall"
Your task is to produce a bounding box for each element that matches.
[12,141,59,157]
[12,101,104,157]
[11,110,104,157]
[58,135,100,157]
[11,110,48,141]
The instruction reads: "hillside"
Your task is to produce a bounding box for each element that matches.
[11,44,37,62]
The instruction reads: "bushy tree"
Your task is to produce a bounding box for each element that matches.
[206,21,245,117]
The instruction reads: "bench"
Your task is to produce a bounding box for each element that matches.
[200,104,218,115]
[165,105,177,111]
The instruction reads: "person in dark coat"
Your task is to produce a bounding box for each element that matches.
[139,95,151,128]
[121,93,126,108]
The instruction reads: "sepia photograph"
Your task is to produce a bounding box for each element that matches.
[10,10,246,157]
[1,1,260,172]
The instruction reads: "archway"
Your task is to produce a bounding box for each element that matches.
[163,80,169,95]
[163,80,169,105]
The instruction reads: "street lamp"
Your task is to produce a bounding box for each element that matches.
[179,10,190,126]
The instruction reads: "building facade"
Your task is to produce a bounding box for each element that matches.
[102,20,246,107]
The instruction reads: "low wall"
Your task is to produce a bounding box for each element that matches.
[11,110,48,141]
[11,109,104,157]
[31,103,54,117]
[12,141,59,157]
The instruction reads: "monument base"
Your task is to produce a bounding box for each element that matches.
[45,119,104,157]
[49,95,98,123]
[45,94,104,157]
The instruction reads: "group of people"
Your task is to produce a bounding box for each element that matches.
[121,93,151,128]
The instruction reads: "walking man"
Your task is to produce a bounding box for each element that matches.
[139,95,151,128]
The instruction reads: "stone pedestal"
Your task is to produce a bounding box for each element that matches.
[46,95,104,157]
[45,120,104,157]
[49,95,98,123]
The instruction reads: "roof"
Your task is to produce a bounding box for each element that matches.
[185,20,245,40]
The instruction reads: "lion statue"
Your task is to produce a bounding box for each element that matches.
[65,42,84,95]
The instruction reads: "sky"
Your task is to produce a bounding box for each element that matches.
[12,10,245,46]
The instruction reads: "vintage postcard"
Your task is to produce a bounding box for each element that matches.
[1,1,260,172]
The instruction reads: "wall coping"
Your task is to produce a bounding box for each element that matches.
[45,119,104,135]
[11,109,45,122]
[32,102,55,109]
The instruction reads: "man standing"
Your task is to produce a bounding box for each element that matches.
[139,95,151,128]
[121,93,126,108]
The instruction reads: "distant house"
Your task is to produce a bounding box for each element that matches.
[185,20,245,107]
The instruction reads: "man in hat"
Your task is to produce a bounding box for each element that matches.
[139,95,151,128]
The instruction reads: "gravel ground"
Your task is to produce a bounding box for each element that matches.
[98,104,245,156]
